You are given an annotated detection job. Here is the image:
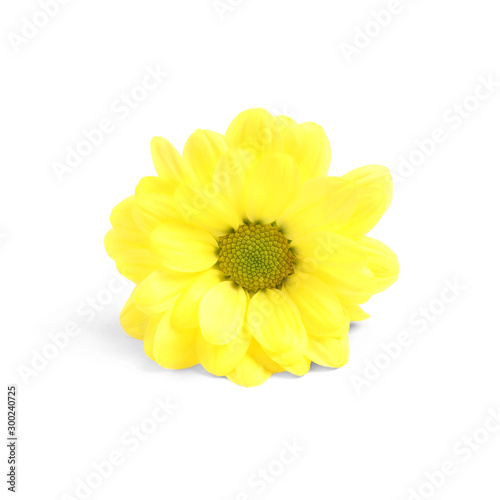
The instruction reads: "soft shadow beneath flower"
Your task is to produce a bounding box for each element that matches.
[348,322,363,334]
[307,363,340,373]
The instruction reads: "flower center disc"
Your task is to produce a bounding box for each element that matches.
[218,223,295,292]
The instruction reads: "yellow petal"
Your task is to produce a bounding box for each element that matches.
[278,177,357,239]
[292,230,367,274]
[171,269,224,330]
[120,293,150,340]
[144,316,161,360]
[104,229,146,259]
[183,129,230,186]
[284,273,346,337]
[358,236,399,293]
[317,267,376,305]
[135,175,177,197]
[174,183,242,236]
[337,165,393,239]
[151,136,193,184]
[274,115,298,136]
[196,329,251,376]
[262,342,306,366]
[115,249,161,284]
[226,352,272,387]
[282,122,331,181]
[247,339,284,373]
[132,176,179,234]
[225,108,281,162]
[151,222,218,272]
[212,148,255,217]
[306,334,349,368]
[110,196,148,244]
[280,356,311,376]
[153,311,198,369]
[345,305,370,321]
[247,288,306,355]
[199,281,248,345]
[344,164,393,198]
[244,153,301,223]
[134,267,193,315]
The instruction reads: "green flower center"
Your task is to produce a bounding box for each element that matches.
[218,222,295,292]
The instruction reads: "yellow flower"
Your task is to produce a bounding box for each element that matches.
[104,108,398,387]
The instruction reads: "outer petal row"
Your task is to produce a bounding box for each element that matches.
[278,177,357,239]
[244,153,301,223]
[337,165,393,239]
[247,288,306,365]
[225,108,281,162]
[150,222,218,272]
[144,109,336,235]
[199,281,248,345]
[281,122,331,181]
[121,275,354,386]
[358,236,399,293]
[225,108,332,182]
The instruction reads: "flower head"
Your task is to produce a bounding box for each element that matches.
[105,108,398,386]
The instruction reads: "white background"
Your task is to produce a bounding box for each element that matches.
[2,0,500,499]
